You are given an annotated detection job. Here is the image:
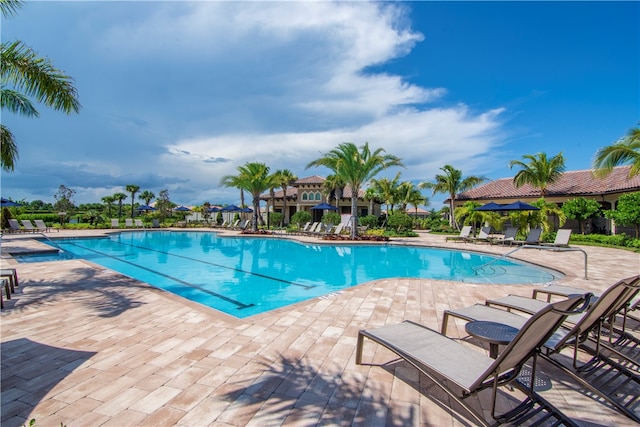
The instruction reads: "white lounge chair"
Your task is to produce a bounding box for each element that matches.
[111,219,119,229]
[134,219,145,228]
[445,225,472,242]
[541,229,572,248]
[125,218,134,228]
[468,226,491,244]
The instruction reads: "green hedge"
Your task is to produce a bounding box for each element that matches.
[568,233,640,250]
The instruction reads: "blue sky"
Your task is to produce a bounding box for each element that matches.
[1,1,638,208]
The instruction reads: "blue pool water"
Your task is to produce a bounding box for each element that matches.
[36,231,559,318]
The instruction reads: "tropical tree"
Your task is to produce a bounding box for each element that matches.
[454,201,484,231]
[101,195,115,218]
[604,191,640,238]
[125,184,140,217]
[509,152,565,197]
[219,174,246,213]
[370,172,401,215]
[322,174,345,208]
[395,181,426,213]
[221,162,272,232]
[139,190,155,206]
[306,142,404,239]
[1,0,81,171]
[363,187,379,216]
[419,165,487,229]
[155,189,172,221]
[273,169,297,226]
[562,197,601,234]
[113,192,127,218]
[593,125,640,178]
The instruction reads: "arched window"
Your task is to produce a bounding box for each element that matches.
[315,192,322,201]
[302,192,308,201]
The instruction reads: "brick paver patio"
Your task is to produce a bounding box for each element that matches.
[1,229,639,426]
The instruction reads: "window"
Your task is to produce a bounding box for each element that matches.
[302,192,308,201]
[315,192,322,201]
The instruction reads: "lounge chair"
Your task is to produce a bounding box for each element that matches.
[490,227,518,245]
[33,219,52,232]
[445,225,472,242]
[511,227,542,245]
[125,218,134,228]
[6,219,23,233]
[442,275,640,422]
[20,219,37,233]
[357,294,589,426]
[151,218,160,228]
[134,219,145,228]
[302,222,320,235]
[468,226,492,244]
[541,229,572,248]
[111,219,120,229]
[0,268,18,294]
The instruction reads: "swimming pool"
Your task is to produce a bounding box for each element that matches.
[40,231,559,318]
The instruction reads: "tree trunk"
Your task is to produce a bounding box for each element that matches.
[351,195,358,239]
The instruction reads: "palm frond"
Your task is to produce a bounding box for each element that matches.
[1,124,18,171]
[1,88,39,116]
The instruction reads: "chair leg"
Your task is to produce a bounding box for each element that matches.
[3,279,11,301]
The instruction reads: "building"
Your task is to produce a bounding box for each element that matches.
[453,165,640,235]
[260,175,381,224]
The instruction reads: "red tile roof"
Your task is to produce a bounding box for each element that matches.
[457,166,640,201]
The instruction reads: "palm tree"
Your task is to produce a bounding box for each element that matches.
[101,195,115,218]
[509,152,565,197]
[307,142,404,238]
[396,181,427,213]
[370,172,402,215]
[125,184,140,217]
[322,174,345,207]
[220,174,246,213]
[221,162,271,232]
[113,193,127,218]
[419,165,487,229]
[139,190,155,206]
[273,169,298,226]
[593,125,640,178]
[1,0,81,171]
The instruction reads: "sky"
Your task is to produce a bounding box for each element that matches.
[1,1,638,209]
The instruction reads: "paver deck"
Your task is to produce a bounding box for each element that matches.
[1,229,639,426]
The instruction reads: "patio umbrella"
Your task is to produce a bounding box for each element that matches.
[1,198,22,207]
[311,202,338,211]
[240,207,253,213]
[207,206,221,213]
[174,206,191,212]
[501,201,539,211]
[474,202,505,211]
[221,204,242,212]
[137,205,157,212]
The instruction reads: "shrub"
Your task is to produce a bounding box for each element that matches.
[387,212,414,233]
[269,212,283,228]
[359,215,379,229]
[321,212,341,225]
[290,210,312,227]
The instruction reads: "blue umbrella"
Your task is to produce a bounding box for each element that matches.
[174,206,191,212]
[474,202,505,211]
[311,202,338,211]
[241,207,253,213]
[221,204,242,212]
[1,198,22,207]
[207,206,221,213]
[137,205,157,212]
[501,201,539,211]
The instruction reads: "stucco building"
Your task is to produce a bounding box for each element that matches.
[453,165,640,235]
